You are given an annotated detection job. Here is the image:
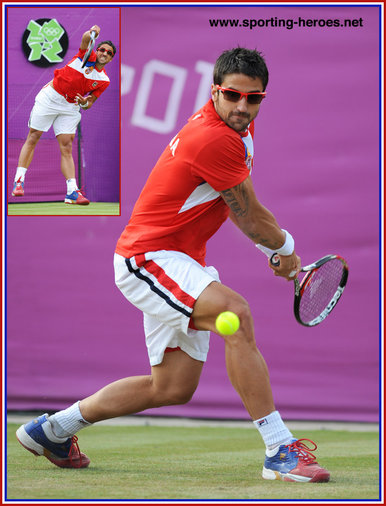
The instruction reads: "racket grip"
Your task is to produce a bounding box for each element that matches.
[270,254,297,278]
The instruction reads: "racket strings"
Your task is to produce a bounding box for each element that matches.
[299,259,344,323]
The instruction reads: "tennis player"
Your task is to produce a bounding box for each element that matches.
[11,25,116,205]
[16,48,330,483]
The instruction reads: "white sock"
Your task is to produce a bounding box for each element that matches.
[66,178,78,194]
[253,410,293,452]
[14,166,27,182]
[41,418,68,443]
[48,401,91,439]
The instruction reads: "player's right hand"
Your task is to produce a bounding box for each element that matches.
[90,25,101,38]
[270,251,301,281]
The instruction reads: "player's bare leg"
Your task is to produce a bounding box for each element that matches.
[57,133,76,180]
[192,281,275,420]
[15,350,202,468]
[12,128,43,196]
[18,128,44,168]
[58,133,90,205]
[79,349,204,423]
[192,281,330,483]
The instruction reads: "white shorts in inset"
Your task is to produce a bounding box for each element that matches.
[28,85,81,135]
[114,251,220,366]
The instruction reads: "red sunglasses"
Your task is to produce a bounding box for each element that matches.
[216,85,266,105]
[97,47,114,57]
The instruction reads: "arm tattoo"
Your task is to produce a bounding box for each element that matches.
[221,183,283,248]
[220,183,249,217]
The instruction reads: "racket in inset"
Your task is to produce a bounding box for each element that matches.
[81,30,96,68]
[271,254,349,327]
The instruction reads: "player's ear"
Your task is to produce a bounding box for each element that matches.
[211,84,218,102]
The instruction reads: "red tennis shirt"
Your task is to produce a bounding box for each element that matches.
[116,99,254,266]
[53,49,110,103]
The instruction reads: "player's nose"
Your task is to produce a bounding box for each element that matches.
[236,96,248,112]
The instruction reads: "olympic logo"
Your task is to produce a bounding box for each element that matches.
[22,18,69,67]
[42,26,62,37]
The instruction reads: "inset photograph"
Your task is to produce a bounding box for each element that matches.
[6,6,120,215]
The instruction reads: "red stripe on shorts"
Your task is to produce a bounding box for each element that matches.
[141,259,196,309]
[165,346,181,353]
[134,253,146,268]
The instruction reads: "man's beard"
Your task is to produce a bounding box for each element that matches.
[227,112,251,131]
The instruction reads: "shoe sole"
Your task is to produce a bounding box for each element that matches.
[262,467,330,483]
[64,199,90,205]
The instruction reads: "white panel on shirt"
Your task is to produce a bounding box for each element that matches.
[179,128,254,214]
[242,131,254,159]
[68,58,110,82]
[178,182,219,214]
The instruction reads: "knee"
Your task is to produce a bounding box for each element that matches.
[220,297,256,344]
[26,131,42,146]
[154,384,196,407]
[60,143,73,156]
[225,296,253,330]
[168,388,195,406]
[58,137,74,155]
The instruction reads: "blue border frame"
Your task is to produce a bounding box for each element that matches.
[2,1,384,504]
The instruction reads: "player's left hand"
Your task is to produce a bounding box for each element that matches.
[75,93,88,109]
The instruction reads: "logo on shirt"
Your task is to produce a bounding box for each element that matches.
[22,18,69,67]
[245,147,253,171]
[92,82,98,88]
[85,67,94,75]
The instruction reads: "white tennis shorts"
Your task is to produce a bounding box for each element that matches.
[28,84,81,135]
[114,251,220,366]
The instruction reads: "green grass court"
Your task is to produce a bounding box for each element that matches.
[7,202,120,216]
[6,422,380,501]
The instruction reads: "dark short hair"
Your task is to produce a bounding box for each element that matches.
[213,48,269,91]
[97,40,117,56]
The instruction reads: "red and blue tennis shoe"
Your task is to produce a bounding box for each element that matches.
[262,438,330,483]
[16,414,90,468]
[11,180,24,197]
[64,189,90,205]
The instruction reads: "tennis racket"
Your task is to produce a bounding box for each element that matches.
[271,254,349,327]
[81,30,96,68]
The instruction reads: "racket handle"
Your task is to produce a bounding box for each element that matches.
[270,254,297,278]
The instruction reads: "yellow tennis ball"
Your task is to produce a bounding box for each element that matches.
[215,311,240,335]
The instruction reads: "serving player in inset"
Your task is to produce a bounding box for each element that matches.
[11,25,116,205]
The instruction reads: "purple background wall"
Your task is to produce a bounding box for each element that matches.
[7,5,380,422]
[6,6,120,203]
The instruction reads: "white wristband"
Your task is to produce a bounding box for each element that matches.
[276,230,295,256]
[256,229,295,257]
[79,102,88,109]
